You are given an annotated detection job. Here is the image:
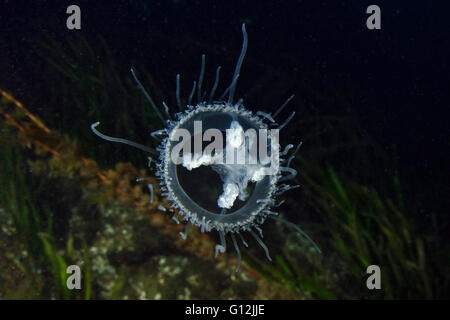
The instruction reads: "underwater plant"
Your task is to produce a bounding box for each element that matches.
[91,24,320,272]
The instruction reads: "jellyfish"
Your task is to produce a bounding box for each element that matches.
[91,24,320,272]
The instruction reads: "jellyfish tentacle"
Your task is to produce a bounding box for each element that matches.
[278,111,296,130]
[219,80,233,101]
[172,215,180,224]
[270,216,321,254]
[197,54,206,103]
[215,230,227,258]
[208,66,222,104]
[179,222,191,240]
[176,74,182,112]
[162,101,172,119]
[281,144,294,156]
[286,141,303,167]
[90,122,157,155]
[238,232,249,248]
[250,230,272,261]
[273,94,295,118]
[147,184,154,203]
[130,68,166,125]
[231,234,241,272]
[227,23,248,104]
[150,129,166,141]
[279,166,297,182]
[188,80,196,106]
[256,111,276,123]
[135,177,153,182]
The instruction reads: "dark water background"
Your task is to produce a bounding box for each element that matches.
[0,0,449,299]
[2,0,448,227]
